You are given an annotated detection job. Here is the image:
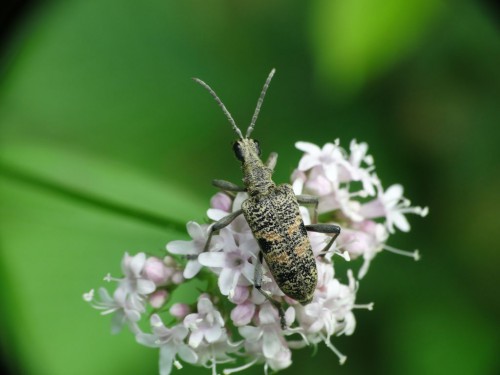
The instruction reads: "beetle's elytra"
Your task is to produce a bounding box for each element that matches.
[193,69,340,327]
[243,182,317,304]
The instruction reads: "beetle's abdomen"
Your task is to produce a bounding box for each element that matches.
[242,184,317,304]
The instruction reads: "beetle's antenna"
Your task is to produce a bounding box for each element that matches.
[246,68,276,138]
[193,77,244,139]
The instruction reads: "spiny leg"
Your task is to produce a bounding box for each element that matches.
[204,209,243,251]
[296,194,319,223]
[254,251,287,329]
[305,224,341,256]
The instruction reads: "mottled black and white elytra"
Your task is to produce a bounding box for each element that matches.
[193,69,341,328]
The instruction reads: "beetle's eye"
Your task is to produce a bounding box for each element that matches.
[232,141,244,161]
[254,139,261,156]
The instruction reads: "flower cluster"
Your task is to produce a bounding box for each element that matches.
[84,140,427,375]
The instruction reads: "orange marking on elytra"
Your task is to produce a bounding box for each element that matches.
[267,250,290,265]
[258,230,282,243]
[287,215,302,236]
[295,238,311,258]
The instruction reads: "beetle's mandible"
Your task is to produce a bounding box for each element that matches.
[193,69,341,328]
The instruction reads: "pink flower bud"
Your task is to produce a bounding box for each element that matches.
[169,303,190,319]
[229,285,250,304]
[210,192,232,212]
[144,257,169,285]
[171,271,184,285]
[230,301,255,326]
[149,289,168,308]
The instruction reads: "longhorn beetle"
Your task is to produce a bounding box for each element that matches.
[193,69,341,329]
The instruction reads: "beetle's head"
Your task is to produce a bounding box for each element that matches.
[232,138,261,163]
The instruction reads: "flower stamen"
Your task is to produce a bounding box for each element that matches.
[321,335,347,365]
[383,245,420,261]
[353,303,374,310]
[223,358,259,375]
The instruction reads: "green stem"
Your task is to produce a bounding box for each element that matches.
[0,162,186,233]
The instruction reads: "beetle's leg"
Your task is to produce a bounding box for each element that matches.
[305,224,341,257]
[265,152,278,171]
[204,209,243,251]
[254,251,287,329]
[212,179,246,192]
[296,195,319,223]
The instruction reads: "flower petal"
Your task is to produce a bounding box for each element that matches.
[218,268,235,295]
[183,261,202,279]
[178,344,198,364]
[166,240,197,255]
[207,208,228,221]
[391,212,410,232]
[205,324,223,343]
[263,331,281,357]
[298,155,321,171]
[198,252,226,268]
[384,184,403,203]
[129,253,146,277]
[186,221,205,241]
[137,279,156,295]
[159,345,175,375]
[188,329,204,348]
[295,141,321,155]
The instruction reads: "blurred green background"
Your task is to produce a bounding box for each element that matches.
[1,0,499,374]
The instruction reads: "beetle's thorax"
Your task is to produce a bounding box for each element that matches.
[234,138,275,196]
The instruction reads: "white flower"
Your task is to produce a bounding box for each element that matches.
[85,287,141,334]
[237,303,294,372]
[193,331,241,375]
[341,139,376,196]
[136,314,197,375]
[183,295,225,348]
[338,220,388,278]
[86,252,157,333]
[360,181,429,233]
[198,228,257,298]
[295,264,343,340]
[208,192,254,243]
[120,252,156,296]
[295,141,348,183]
[318,185,364,220]
[295,270,360,364]
[167,221,223,279]
[293,166,335,196]
[326,270,357,336]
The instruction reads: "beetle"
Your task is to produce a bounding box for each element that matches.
[193,69,341,328]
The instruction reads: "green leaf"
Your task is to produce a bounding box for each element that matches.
[0,144,207,375]
[0,175,177,375]
[1,141,205,229]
